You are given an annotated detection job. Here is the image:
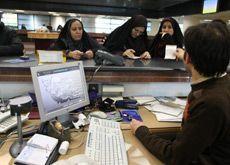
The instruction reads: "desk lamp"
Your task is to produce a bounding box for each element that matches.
[9,96,32,158]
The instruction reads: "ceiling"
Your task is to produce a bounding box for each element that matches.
[19,0,192,10]
[0,0,229,18]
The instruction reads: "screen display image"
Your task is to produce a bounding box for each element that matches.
[37,66,85,113]
[31,61,89,122]
[203,0,219,14]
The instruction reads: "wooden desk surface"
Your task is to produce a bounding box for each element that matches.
[121,107,181,132]
[0,130,163,165]
[27,32,59,39]
[0,107,179,165]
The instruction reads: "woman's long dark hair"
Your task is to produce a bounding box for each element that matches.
[149,17,184,58]
[104,15,148,55]
[155,17,184,48]
[57,18,101,52]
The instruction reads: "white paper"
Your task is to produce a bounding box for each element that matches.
[27,134,58,151]
[174,98,187,107]
[134,96,155,105]
[15,134,58,165]
[15,146,50,165]
[164,45,177,59]
[38,50,63,63]
[129,56,141,59]
[145,102,182,116]
[153,112,183,122]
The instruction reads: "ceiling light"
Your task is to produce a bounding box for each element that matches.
[203,19,212,22]
[48,12,56,15]
[15,10,25,13]
[68,13,77,17]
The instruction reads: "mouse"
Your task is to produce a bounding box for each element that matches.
[89,111,107,119]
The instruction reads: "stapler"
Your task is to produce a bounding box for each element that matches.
[115,99,138,109]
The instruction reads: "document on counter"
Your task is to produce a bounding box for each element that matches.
[14,134,58,165]
[129,56,141,59]
[2,58,35,64]
[145,103,182,116]
[154,112,183,122]
[164,45,177,59]
[134,96,156,105]
[37,50,64,63]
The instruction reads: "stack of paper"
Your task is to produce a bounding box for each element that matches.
[134,96,156,105]
[154,112,183,122]
[145,97,186,122]
[37,50,64,63]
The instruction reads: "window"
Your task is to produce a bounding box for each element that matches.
[95,17,127,33]
[1,13,17,29]
[34,15,50,30]
[18,14,34,30]
[147,21,152,32]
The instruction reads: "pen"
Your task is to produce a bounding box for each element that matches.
[122,112,132,121]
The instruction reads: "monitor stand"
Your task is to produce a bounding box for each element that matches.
[57,113,73,129]
[37,113,72,142]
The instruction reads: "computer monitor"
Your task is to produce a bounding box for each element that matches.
[30,61,89,122]
[202,0,219,14]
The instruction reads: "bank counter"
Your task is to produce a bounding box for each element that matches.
[0,56,190,83]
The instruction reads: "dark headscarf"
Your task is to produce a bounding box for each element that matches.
[52,19,102,52]
[104,15,148,56]
[150,17,184,58]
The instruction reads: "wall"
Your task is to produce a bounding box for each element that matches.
[0,81,190,99]
[183,15,200,32]
[0,82,34,99]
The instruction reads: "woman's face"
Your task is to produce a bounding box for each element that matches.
[161,21,174,35]
[70,20,83,41]
[131,27,145,38]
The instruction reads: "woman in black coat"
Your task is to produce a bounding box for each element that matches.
[150,17,184,58]
[104,15,151,59]
[50,19,103,60]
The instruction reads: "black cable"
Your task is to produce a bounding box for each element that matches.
[86,64,102,82]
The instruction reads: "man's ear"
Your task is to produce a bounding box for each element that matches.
[184,52,191,64]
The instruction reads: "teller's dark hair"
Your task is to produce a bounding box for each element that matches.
[184,22,230,77]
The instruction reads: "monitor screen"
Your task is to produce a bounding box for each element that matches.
[203,0,219,14]
[31,61,89,122]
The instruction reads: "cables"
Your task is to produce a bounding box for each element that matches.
[86,64,102,82]
[68,129,87,150]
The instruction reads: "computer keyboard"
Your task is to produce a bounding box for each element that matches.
[0,110,11,123]
[0,112,29,133]
[85,117,128,165]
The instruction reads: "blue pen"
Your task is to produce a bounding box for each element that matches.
[123,112,132,121]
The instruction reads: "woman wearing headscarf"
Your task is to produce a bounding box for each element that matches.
[149,17,184,58]
[104,15,151,59]
[50,19,103,60]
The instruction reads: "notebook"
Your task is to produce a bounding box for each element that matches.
[15,134,59,165]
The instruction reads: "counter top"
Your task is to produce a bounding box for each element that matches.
[0,56,191,83]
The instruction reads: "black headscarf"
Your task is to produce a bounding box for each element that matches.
[104,15,148,56]
[52,19,102,52]
[150,17,184,58]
